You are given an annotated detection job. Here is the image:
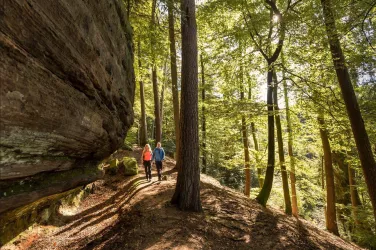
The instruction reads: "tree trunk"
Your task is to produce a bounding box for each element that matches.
[242,115,251,197]
[256,64,275,206]
[240,49,251,197]
[318,114,339,236]
[168,0,180,159]
[240,93,251,197]
[251,122,263,188]
[152,67,161,144]
[282,55,298,216]
[160,61,167,126]
[200,54,207,174]
[348,164,360,225]
[171,0,202,212]
[321,0,376,220]
[273,71,292,215]
[151,0,161,145]
[138,39,148,146]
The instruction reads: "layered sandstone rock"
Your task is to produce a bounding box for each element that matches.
[0,0,134,214]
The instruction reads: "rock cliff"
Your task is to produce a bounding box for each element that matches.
[0,0,134,213]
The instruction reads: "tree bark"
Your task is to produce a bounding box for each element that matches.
[160,61,167,126]
[168,0,180,159]
[321,0,376,220]
[318,114,339,236]
[273,71,292,215]
[138,39,148,146]
[151,0,161,145]
[348,164,361,225]
[152,66,162,144]
[250,122,263,188]
[282,65,298,216]
[171,0,202,212]
[241,86,251,197]
[256,64,275,206]
[200,54,207,174]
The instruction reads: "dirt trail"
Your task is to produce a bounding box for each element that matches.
[2,147,362,250]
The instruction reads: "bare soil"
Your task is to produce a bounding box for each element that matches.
[2,147,363,250]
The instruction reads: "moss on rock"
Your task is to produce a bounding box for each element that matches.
[122,157,138,176]
[108,159,120,175]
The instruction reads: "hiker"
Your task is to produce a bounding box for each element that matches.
[152,142,165,181]
[141,144,152,182]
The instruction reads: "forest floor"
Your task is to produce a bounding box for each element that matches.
[2,147,363,250]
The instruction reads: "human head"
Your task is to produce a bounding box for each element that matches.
[144,144,151,151]
[157,142,161,148]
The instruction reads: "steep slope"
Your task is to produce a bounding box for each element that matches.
[3,148,362,250]
[0,0,134,214]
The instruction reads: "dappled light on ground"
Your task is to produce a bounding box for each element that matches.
[2,148,362,250]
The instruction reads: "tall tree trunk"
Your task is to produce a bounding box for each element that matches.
[200,54,207,174]
[256,64,275,206]
[160,76,165,127]
[152,67,161,144]
[318,114,339,236]
[242,115,251,197]
[171,0,202,212]
[250,122,263,188]
[138,39,148,146]
[241,88,251,197]
[160,60,168,126]
[168,0,180,159]
[348,164,360,225]
[273,71,292,215]
[151,0,161,145]
[321,0,376,220]
[282,63,298,216]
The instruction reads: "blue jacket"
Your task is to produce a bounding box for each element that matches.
[152,147,165,161]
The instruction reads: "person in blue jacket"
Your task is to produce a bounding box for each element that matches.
[152,142,165,181]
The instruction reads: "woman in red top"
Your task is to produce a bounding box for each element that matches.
[141,144,153,181]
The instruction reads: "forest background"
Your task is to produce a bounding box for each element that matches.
[124,0,376,248]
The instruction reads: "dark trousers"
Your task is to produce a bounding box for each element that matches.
[143,160,151,180]
[156,161,163,179]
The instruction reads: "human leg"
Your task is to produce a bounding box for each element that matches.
[156,161,162,180]
[146,161,152,180]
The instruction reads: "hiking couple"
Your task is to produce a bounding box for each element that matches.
[141,142,165,182]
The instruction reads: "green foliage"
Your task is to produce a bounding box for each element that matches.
[130,0,375,247]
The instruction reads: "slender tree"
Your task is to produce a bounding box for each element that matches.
[168,0,181,158]
[321,0,376,220]
[273,71,292,215]
[318,113,339,236]
[250,122,263,188]
[244,0,286,206]
[200,54,207,174]
[282,61,298,216]
[348,164,360,225]
[241,69,251,197]
[151,0,162,144]
[171,0,202,211]
[138,39,148,146]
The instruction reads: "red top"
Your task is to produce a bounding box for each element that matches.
[143,151,152,161]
